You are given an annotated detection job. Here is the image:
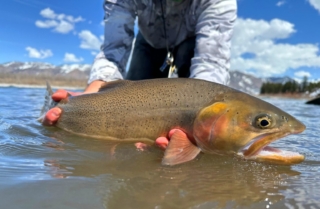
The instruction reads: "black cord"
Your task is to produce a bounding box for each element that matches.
[160,0,170,52]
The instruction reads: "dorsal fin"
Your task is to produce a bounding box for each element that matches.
[98,80,133,92]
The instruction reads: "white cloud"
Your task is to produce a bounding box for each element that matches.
[35,20,58,28]
[99,35,104,41]
[308,0,320,13]
[40,8,56,19]
[294,71,311,78]
[63,53,83,62]
[231,18,320,77]
[25,47,53,59]
[66,15,85,23]
[276,1,286,7]
[54,20,74,34]
[78,30,103,50]
[35,7,85,34]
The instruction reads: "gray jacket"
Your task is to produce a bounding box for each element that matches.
[88,0,237,85]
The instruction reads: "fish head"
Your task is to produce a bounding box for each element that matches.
[193,92,306,165]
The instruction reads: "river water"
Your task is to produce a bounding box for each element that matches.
[0,86,319,209]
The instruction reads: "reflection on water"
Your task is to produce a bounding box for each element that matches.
[0,87,320,209]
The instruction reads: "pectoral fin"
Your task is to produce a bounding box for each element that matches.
[162,130,201,166]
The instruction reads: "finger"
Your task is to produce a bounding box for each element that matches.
[42,107,62,126]
[168,129,184,138]
[155,137,169,150]
[52,89,69,102]
[135,142,149,151]
[52,90,82,102]
[69,92,82,96]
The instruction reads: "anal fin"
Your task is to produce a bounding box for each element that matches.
[162,130,201,166]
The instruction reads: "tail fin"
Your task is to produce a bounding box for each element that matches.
[38,81,58,122]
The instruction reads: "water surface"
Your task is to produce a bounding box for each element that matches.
[0,86,319,209]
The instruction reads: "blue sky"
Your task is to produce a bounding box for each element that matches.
[1,0,320,81]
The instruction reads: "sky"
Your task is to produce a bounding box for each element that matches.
[0,0,320,81]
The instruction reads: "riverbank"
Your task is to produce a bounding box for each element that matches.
[0,83,85,90]
[0,73,87,90]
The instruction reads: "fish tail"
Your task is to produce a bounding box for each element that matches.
[37,81,58,122]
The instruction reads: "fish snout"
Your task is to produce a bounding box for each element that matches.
[289,119,306,134]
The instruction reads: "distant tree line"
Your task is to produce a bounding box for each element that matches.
[260,76,320,94]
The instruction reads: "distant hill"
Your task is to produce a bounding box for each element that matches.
[0,62,91,79]
[229,70,264,95]
[0,62,91,88]
[0,62,295,95]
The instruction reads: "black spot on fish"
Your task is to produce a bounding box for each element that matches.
[282,115,288,122]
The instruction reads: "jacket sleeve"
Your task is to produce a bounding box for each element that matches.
[190,0,237,85]
[88,0,135,84]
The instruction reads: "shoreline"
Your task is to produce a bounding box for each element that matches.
[259,93,312,100]
[0,83,85,90]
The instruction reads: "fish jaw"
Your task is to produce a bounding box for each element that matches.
[238,121,306,165]
[238,146,305,165]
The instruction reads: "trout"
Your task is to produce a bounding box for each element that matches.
[39,78,306,166]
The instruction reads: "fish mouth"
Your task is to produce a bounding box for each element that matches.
[238,130,305,165]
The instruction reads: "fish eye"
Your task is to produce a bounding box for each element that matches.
[255,114,272,129]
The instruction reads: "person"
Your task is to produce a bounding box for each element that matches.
[42,0,237,149]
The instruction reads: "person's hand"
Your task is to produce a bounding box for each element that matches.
[135,129,183,151]
[42,80,106,126]
[135,137,169,150]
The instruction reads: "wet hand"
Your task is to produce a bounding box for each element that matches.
[135,129,183,151]
[42,90,81,126]
[135,138,169,151]
[42,80,106,126]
